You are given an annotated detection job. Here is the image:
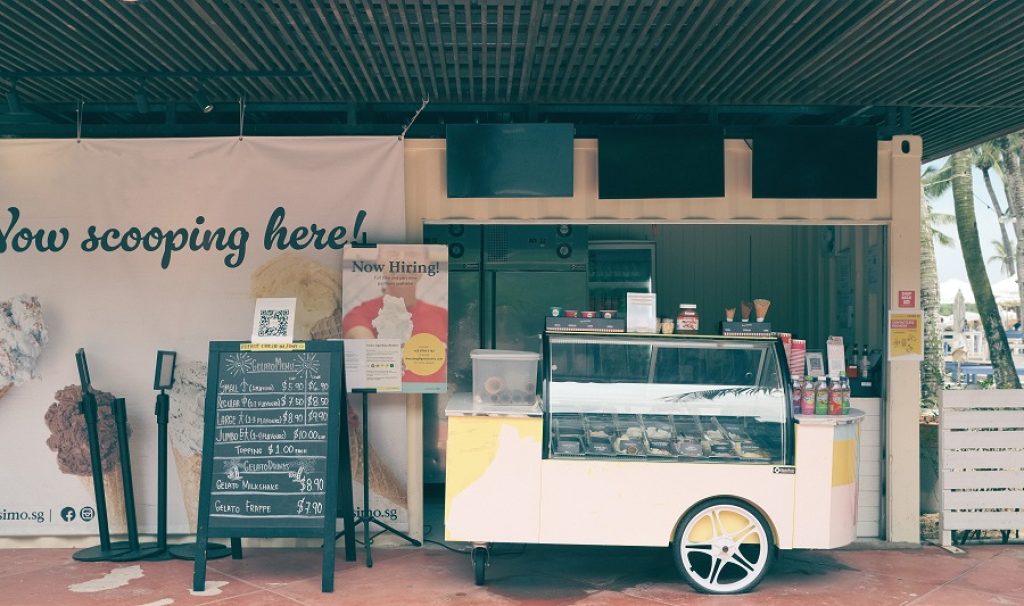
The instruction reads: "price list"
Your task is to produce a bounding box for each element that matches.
[209,351,332,529]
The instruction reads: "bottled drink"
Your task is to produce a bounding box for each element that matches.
[791,377,804,415]
[814,377,829,415]
[801,376,816,415]
[828,378,843,415]
[840,378,851,414]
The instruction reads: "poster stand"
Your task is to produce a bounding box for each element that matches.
[337,388,421,568]
[71,349,134,562]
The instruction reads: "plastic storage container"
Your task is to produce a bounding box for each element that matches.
[471,349,541,406]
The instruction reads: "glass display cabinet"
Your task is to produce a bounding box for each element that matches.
[545,333,791,464]
[445,331,863,594]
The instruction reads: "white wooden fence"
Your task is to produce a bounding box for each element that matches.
[940,390,1024,547]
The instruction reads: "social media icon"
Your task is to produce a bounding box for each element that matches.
[60,507,76,522]
[80,507,95,522]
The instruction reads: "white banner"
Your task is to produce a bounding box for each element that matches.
[0,137,408,535]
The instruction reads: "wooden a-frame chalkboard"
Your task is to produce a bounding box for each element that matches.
[192,341,355,592]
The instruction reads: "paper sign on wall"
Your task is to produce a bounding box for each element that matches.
[888,311,924,361]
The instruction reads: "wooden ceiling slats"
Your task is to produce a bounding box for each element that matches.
[808,1,968,104]
[648,0,724,101]
[682,0,793,103]
[543,0,579,99]
[756,2,893,102]
[234,2,317,99]
[557,0,598,99]
[664,0,754,103]
[409,1,441,100]
[426,1,452,100]
[516,0,545,100]
[503,0,523,101]
[2,1,1023,158]
[360,1,405,101]
[492,0,505,100]
[602,0,665,102]
[303,1,364,100]
[284,1,352,100]
[583,0,640,101]
[567,0,615,100]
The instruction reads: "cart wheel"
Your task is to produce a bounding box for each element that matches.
[672,498,774,595]
[472,547,488,586]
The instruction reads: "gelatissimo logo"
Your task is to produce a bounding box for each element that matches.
[0,507,47,524]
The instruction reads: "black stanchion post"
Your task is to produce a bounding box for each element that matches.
[71,349,133,562]
[109,397,165,562]
[155,390,169,551]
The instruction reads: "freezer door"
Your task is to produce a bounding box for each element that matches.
[491,271,588,353]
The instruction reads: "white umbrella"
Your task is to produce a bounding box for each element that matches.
[992,275,1020,303]
[940,279,975,304]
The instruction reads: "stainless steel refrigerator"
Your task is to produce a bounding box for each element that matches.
[421,223,588,484]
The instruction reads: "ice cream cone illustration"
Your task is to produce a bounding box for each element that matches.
[45,384,128,533]
[0,294,49,402]
[348,417,408,512]
[250,253,343,340]
[168,360,208,531]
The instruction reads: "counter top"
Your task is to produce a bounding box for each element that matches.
[445,392,544,418]
[794,408,865,425]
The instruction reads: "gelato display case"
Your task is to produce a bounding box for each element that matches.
[445,332,863,594]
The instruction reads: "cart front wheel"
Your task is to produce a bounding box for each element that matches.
[472,547,488,586]
[672,498,774,595]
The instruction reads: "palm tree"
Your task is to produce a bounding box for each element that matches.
[996,136,1024,323]
[920,169,957,408]
[950,150,1020,388]
[988,240,1016,277]
[973,142,1016,277]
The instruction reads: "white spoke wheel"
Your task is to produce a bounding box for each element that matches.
[672,499,774,594]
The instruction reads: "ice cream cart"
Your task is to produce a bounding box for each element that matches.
[444,332,864,594]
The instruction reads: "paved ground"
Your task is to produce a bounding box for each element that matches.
[1,542,1023,605]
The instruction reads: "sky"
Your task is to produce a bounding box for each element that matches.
[924,158,1014,285]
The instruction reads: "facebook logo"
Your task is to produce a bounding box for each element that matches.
[60,507,76,522]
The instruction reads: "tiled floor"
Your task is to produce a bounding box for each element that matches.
[1,542,1023,605]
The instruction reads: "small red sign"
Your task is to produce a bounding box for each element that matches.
[898,290,916,308]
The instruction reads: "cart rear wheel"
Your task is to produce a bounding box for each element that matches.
[472,546,488,586]
[672,498,774,594]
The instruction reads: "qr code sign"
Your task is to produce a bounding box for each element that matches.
[258,309,290,337]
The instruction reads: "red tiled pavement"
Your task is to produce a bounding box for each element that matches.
[0,543,1022,605]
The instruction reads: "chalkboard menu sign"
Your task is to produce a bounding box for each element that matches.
[193,341,354,593]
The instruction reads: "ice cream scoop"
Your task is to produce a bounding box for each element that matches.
[740,301,752,322]
[168,360,208,530]
[45,383,128,532]
[371,295,414,341]
[0,294,48,398]
[725,307,736,322]
[45,384,123,475]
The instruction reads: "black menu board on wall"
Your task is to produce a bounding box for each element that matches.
[193,341,354,593]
